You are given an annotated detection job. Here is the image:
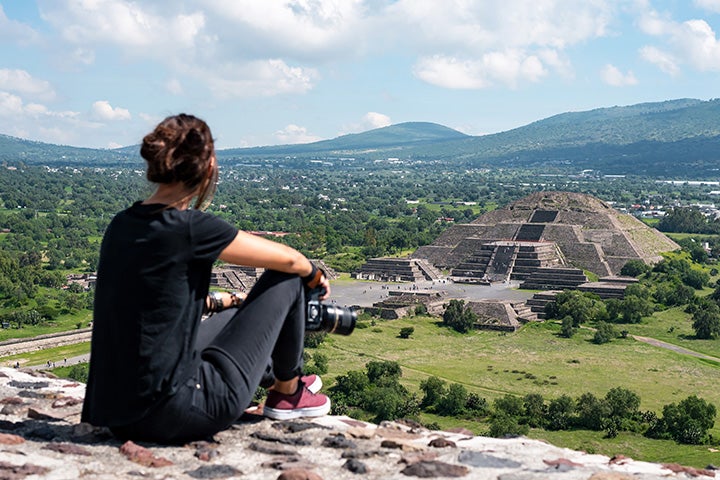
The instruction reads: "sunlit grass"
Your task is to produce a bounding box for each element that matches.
[1,342,90,369]
[315,315,720,467]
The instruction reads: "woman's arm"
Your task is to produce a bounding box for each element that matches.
[218,231,330,298]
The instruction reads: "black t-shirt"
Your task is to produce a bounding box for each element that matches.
[81,202,238,427]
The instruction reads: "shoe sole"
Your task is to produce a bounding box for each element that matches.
[263,398,331,420]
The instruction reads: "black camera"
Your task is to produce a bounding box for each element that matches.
[306,288,356,335]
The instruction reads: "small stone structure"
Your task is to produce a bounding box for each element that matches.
[465,300,523,331]
[365,290,446,319]
[353,258,442,282]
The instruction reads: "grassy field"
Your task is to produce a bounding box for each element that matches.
[316,316,720,467]
[0,310,92,342]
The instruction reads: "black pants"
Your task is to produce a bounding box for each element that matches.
[111,270,306,444]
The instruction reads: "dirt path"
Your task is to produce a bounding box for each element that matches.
[632,335,720,363]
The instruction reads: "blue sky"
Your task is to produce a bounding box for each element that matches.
[2,0,720,149]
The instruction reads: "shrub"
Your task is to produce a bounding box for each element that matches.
[648,395,717,445]
[304,352,328,375]
[593,322,617,344]
[560,315,576,338]
[488,412,529,438]
[546,394,575,431]
[419,376,446,410]
[398,327,414,339]
[620,259,650,277]
[522,393,546,428]
[304,331,327,348]
[66,364,89,383]
[436,383,468,416]
[465,393,489,417]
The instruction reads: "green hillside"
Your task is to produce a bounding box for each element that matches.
[220,121,468,156]
[3,98,720,176]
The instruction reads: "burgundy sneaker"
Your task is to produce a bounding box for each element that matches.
[263,380,331,420]
[301,374,322,394]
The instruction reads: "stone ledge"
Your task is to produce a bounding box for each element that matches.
[0,367,714,479]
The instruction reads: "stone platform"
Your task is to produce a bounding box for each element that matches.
[0,368,715,479]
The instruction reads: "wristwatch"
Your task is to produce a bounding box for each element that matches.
[229,291,243,307]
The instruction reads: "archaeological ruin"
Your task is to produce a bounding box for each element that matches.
[355,191,678,327]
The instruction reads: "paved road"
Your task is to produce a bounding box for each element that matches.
[329,279,533,308]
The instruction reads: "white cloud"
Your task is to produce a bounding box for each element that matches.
[39,1,206,50]
[202,0,366,57]
[91,100,131,121]
[72,47,96,65]
[273,124,322,144]
[393,0,612,89]
[203,59,318,98]
[32,0,618,101]
[674,19,720,71]
[639,46,680,75]
[0,92,24,115]
[414,50,547,89]
[166,78,183,95]
[639,5,720,74]
[0,92,87,144]
[600,64,638,87]
[0,5,40,44]
[0,70,56,101]
[385,0,613,51]
[362,112,392,130]
[695,0,720,13]
[339,112,392,135]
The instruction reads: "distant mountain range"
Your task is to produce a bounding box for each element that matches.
[3,98,720,176]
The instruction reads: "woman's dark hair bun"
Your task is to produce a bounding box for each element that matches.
[183,128,205,154]
[140,114,216,205]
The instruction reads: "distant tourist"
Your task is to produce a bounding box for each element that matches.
[82,114,331,444]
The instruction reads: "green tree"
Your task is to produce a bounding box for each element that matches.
[493,394,525,418]
[366,360,402,387]
[488,412,529,438]
[522,393,546,428]
[604,387,641,422]
[419,376,446,410]
[617,295,654,323]
[555,291,607,326]
[620,259,650,277]
[649,396,717,445]
[692,302,720,339]
[442,299,476,333]
[575,392,610,430]
[436,383,468,416]
[546,395,575,431]
[593,322,617,344]
[305,352,328,375]
[66,364,89,383]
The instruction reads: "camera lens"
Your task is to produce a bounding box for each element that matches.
[320,304,357,336]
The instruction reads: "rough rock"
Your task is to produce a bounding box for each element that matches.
[0,367,715,479]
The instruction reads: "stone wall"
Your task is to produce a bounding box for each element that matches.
[1,367,707,480]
